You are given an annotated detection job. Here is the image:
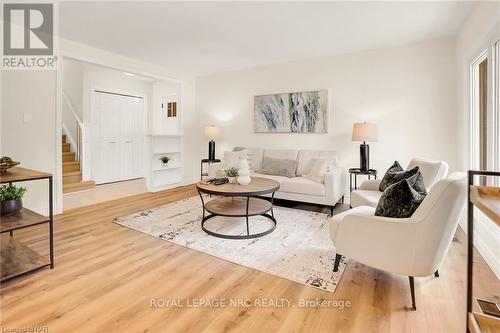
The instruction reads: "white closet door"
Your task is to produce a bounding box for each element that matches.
[93,91,144,184]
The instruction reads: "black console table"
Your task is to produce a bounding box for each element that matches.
[348,168,378,192]
[200,159,221,180]
[466,170,499,333]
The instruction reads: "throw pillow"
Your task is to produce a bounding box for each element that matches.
[302,158,328,183]
[224,149,249,169]
[375,178,426,218]
[260,157,298,178]
[379,162,427,194]
[378,161,403,191]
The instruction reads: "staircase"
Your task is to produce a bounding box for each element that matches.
[62,134,95,193]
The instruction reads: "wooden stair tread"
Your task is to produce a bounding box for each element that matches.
[63,180,95,193]
[63,180,94,188]
[61,134,93,193]
[63,171,82,176]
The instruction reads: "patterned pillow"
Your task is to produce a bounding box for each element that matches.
[375,178,426,218]
[379,162,426,194]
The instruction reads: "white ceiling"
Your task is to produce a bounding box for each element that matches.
[59,1,477,77]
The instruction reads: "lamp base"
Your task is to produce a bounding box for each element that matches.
[208,140,216,161]
[360,143,370,171]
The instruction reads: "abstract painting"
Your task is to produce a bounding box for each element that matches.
[254,90,328,133]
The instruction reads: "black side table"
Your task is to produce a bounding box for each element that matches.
[200,159,221,180]
[349,168,378,192]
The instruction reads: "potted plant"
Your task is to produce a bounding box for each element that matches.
[225,167,238,184]
[159,156,170,167]
[0,184,27,216]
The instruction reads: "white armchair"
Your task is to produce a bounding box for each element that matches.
[330,172,467,310]
[351,157,449,208]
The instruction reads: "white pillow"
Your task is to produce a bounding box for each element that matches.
[302,158,327,183]
[224,149,249,169]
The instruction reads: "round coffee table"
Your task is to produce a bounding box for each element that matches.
[196,177,280,239]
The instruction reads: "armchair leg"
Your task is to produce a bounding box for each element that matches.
[409,276,416,310]
[333,253,342,272]
[434,270,439,277]
[330,206,334,217]
[341,196,344,204]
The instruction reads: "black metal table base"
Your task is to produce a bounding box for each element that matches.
[198,189,278,240]
[201,213,277,239]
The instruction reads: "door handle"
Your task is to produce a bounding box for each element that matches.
[125,140,132,143]
[109,141,116,143]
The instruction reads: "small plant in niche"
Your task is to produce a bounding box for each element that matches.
[159,156,170,165]
[225,167,238,183]
[0,184,27,216]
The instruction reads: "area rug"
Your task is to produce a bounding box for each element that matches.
[113,196,348,292]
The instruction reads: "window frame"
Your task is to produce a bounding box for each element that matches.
[469,32,500,185]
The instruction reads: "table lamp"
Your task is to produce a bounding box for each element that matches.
[352,122,377,171]
[204,125,220,161]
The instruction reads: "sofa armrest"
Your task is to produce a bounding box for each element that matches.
[359,179,382,191]
[207,162,225,178]
[325,167,347,203]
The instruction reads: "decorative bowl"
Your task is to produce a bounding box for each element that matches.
[0,161,20,173]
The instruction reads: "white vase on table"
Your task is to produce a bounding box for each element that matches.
[237,156,251,185]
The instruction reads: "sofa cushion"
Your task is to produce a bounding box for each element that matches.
[379,162,426,194]
[297,150,338,175]
[350,190,382,208]
[260,157,298,178]
[280,177,325,196]
[252,172,288,184]
[375,179,426,218]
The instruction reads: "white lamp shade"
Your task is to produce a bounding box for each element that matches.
[204,126,220,140]
[352,122,377,142]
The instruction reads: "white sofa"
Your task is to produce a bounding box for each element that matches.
[208,148,347,215]
[330,172,467,310]
[350,158,449,208]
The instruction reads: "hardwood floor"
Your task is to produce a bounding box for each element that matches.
[1,185,498,333]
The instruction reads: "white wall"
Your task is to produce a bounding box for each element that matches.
[455,2,500,278]
[196,39,458,174]
[62,58,84,118]
[1,71,57,214]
